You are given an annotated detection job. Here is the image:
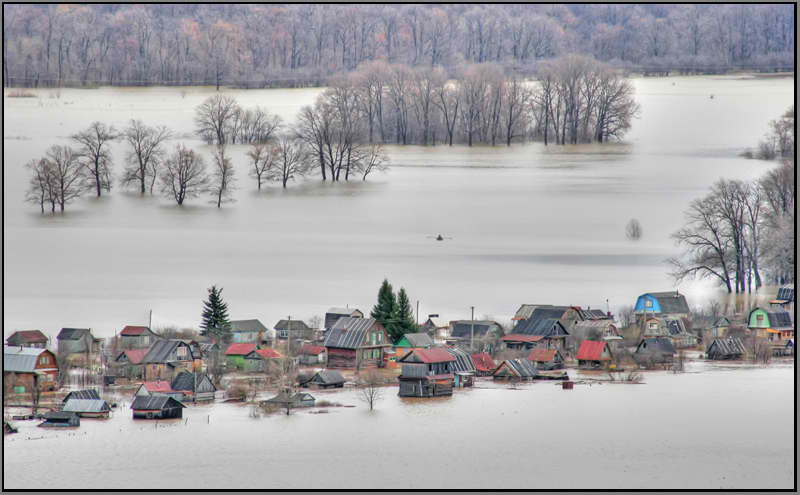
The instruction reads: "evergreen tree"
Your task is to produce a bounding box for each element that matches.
[370,278,398,340]
[200,285,231,342]
[395,288,417,338]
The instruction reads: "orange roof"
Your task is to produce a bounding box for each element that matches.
[121,349,148,365]
[576,341,610,361]
[470,352,496,372]
[256,348,284,359]
[121,326,151,336]
[500,334,545,343]
[528,348,558,362]
[406,348,456,363]
[142,381,174,393]
[226,343,257,356]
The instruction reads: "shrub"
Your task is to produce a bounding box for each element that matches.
[7,89,37,98]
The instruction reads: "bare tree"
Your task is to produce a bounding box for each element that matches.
[25,158,57,213]
[159,144,209,205]
[209,144,237,207]
[206,350,226,386]
[357,371,385,410]
[626,218,642,239]
[120,120,172,194]
[29,380,41,413]
[268,358,299,416]
[194,94,241,144]
[269,135,313,188]
[246,143,274,190]
[357,143,390,180]
[46,145,88,211]
[617,305,635,328]
[71,122,118,197]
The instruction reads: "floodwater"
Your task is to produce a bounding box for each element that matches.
[2,75,795,336]
[3,361,794,489]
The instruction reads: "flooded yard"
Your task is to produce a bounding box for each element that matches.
[3,360,794,489]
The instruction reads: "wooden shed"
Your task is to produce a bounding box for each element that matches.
[135,381,184,402]
[263,392,316,408]
[302,370,346,389]
[62,389,101,403]
[297,345,327,365]
[527,348,564,370]
[39,412,80,428]
[397,348,456,397]
[170,372,217,402]
[492,359,539,381]
[706,338,746,360]
[62,399,112,419]
[576,341,613,368]
[131,396,186,419]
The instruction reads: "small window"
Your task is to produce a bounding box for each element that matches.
[756,315,764,322]
[363,350,369,360]
[378,332,384,344]
[645,300,653,308]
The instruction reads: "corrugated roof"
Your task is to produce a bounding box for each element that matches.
[528,348,558,362]
[57,328,91,341]
[312,370,345,385]
[494,359,539,378]
[225,343,257,356]
[255,348,284,359]
[142,381,175,393]
[499,334,545,343]
[298,344,326,355]
[637,337,677,355]
[170,372,216,393]
[131,396,185,411]
[450,321,500,339]
[230,319,269,334]
[324,318,383,349]
[63,399,111,413]
[62,390,101,403]
[399,333,435,348]
[326,307,361,316]
[3,346,51,373]
[412,348,456,363]
[647,292,691,314]
[120,326,152,336]
[470,352,496,372]
[444,347,476,373]
[141,340,190,364]
[777,285,795,302]
[513,318,568,338]
[707,338,746,357]
[576,341,610,361]
[529,307,571,321]
[574,320,616,329]
[6,330,48,344]
[761,307,794,329]
[117,349,148,365]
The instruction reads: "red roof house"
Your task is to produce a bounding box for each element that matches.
[470,352,496,375]
[225,343,257,356]
[298,345,326,356]
[120,326,151,336]
[576,341,613,367]
[400,348,457,364]
[255,348,284,359]
[527,348,564,370]
[5,330,49,348]
[118,349,148,365]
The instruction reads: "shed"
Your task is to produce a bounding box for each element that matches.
[39,412,80,428]
[706,338,746,360]
[263,392,316,408]
[170,372,217,402]
[576,341,613,368]
[635,337,677,365]
[62,399,112,418]
[135,381,184,402]
[527,348,564,370]
[4,421,17,435]
[297,344,327,365]
[131,396,185,419]
[5,330,48,349]
[397,348,456,397]
[62,389,101,404]
[470,352,496,375]
[302,370,346,389]
[492,359,539,381]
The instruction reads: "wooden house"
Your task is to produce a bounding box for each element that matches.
[444,347,476,388]
[56,328,102,369]
[113,349,148,379]
[634,291,691,318]
[170,372,217,402]
[447,320,503,351]
[643,316,698,349]
[135,381,184,401]
[39,412,80,428]
[635,337,677,364]
[62,399,112,419]
[706,338,746,360]
[230,319,271,344]
[119,326,160,349]
[573,320,620,341]
[394,332,435,360]
[140,340,200,381]
[576,341,613,368]
[274,320,313,341]
[748,307,794,341]
[5,330,48,349]
[527,348,564,370]
[470,352,497,376]
[242,348,284,372]
[323,317,391,369]
[3,346,59,392]
[62,389,101,403]
[325,307,364,330]
[506,318,569,350]
[225,343,259,370]
[769,284,795,311]
[264,391,316,408]
[131,396,185,419]
[397,348,456,397]
[492,358,539,381]
[301,370,346,389]
[692,316,732,339]
[297,344,327,365]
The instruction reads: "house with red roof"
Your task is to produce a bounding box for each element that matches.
[576,341,613,368]
[119,326,160,349]
[470,352,496,375]
[297,344,327,366]
[225,343,259,370]
[113,349,149,379]
[134,380,184,402]
[397,348,456,397]
[5,330,48,349]
[527,348,565,370]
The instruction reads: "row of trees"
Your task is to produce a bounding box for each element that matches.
[4,4,794,89]
[668,157,795,292]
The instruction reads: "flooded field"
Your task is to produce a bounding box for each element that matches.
[2,74,795,335]
[3,361,794,490]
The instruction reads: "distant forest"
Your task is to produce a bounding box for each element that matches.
[2,4,795,88]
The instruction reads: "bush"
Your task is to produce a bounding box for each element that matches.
[316,400,343,408]
[7,89,37,98]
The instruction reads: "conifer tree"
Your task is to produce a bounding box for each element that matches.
[395,288,417,338]
[200,285,231,342]
[370,278,398,340]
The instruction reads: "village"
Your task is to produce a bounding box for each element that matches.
[3,284,794,435]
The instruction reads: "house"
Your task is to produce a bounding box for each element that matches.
[301,370,346,389]
[643,316,698,349]
[783,339,794,356]
[274,320,313,341]
[5,330,48,349]
[62,399,112,418]
[170,372,217,402]
[573,320,620,341]
[113,349,148,379]
[748,307,794,341]
[576,341,613,368]
[470,352,496,376]
[527,348,564,370]
[500,334,547,350]
[323,317,391,369]
[394,332,435,360]
[706,338,746,360]
[225,343,259,370]
[769,284,795,311]
[3,346,59,392]
[230,319,272,344]
[135,381,184,401]
[62,389,101,403]
[325,307,364,330]
[692,316,732,339]
[140,340,200,381]
[447,320,503,351]
[131,396,185,419]
[420,317,449,344]
[119,326,160,349]
[635,337,677,364]
[242,348,284,372]
[492,359,539,381]
[634,291,691,317]
[398,348,456,397]
[444,347,476,388]
[297,344,327,365]
[583,308,612,320]
[507,318,569,350]
[263,392,316,408]
[39,412,80,428]
[512,304,558,322]
[56,328,102,369]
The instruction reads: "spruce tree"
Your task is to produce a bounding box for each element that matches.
[395,288,417,339]
[370,278,398,340]
[200,285,231,342]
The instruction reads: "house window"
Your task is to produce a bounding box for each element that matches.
[39,357,48,365]
[378,332,384,344]
[373,349,380,359]
[363,350,369,360]
[280,330,288,339]
[649,322,658,329]
[143,336,150,345]
[177,347,188,359]
[371,333,377,345]
[756,315,764,323]
[645,300,653,308]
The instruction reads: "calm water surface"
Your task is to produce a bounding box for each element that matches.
[2,75,794,335]
[2,361,794,489]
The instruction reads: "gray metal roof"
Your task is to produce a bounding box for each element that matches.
[707,338,746,357]
[3,346,51,373]
[648,292,691,314]
[777,284,795,302]
[63,399,111,413]
[131,396,185,410]
[497,359,539,378]
[230,319,269,333]
[530,307,572,321]
[57,328,92,341]
[451,321,500,339]
[401,333,435,348]
[326,307,361,316]
[170,372,216,393]
[759,307,794,328]
[62,390,101,403]
[324,317,382,349]
[140,339,192,364]
[264,392,315,404]
[444,347,476,373]
[637,337,677,355]
[274,320,311,331]
[312,370,345,385]
[42,412,80,424]
[513,318,568,337]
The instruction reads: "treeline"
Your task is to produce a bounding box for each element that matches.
[3,4,794,89]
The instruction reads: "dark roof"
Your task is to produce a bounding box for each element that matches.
[761,307,794,329]
[57,328,92,341]
[130,396,185,411]
[264,392,315,405]
[637,337,677,355]
[529,307,572,321]
[230,320,269,334]
[586,309,610,319]
[6,330,48,344]
[311,370,345,385]
[707,338,746,357]
[326,307,362,316]
[777,284,795,302]
[444,347,476,373]
[399,333,435,348]
[63,399,111,413]
[120,326,153,336]
[274,320,311,331]
[450,321,500,339]
[692,316,727,330]
[62,390,101,403]
[42,412,80,423]
[324,318,384,349]
[648,292,690,314]
[494,359,539,378]
[140,340,192,364]
[513,318,568,338]
[170,372,216,393]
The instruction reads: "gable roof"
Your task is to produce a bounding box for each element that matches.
[230,320,269,334]
[141,340,192,364]
[264,392,315,405]
[116,349,149,365]
[397,332,435,348]
[576,341,611,361]
[637,337,677,355]
[759,307,794,329]
[513,304,549,320]
[444,347,476,373]
[120,326,153,337]
[529,306,573,321]
[707,338,746,357]
[692,316,727,330]
[3,346,54,373]
[131,396,185,411]
[513,318,568,338]
[324,318,384,349]
[62,390,101,403]
[326,307,362,316]
[585,309,610,319]
[451,321,500,339]
[255,348,284,359]
[57,328,92,341]
[645,292,691,314]
[274,320,311,331]
[776,284,795,302]
[141,381,175,393]
[470,352,496,372]
[499,334,545,343]
[63,399,111,414]
[311,370,346,385]
[226,343,257,356]
[399,348,456,364]
[170,372,216,393]
[298,344,326,355]
[493,359,539,378]
[6,330,48,344]
[528,348,559,362]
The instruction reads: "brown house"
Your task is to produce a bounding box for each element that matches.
[5,330,48,349]
[322,317,391,369]
[3,346,59,392]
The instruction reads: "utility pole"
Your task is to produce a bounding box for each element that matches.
[149,310,152,329]
[287,315,292,361]
[470,306,475,352]
[416,301,420,327]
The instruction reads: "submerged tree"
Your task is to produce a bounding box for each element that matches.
[45,145,88,212]
[71,122,118,197]
[194,94,240,145]
[626,219,642,239]
[357,372,385,410]
[159,144,209,205]
[268,135,313,188]
[200,285,231,342]
[119,120,172,194]
[209,144,237,207]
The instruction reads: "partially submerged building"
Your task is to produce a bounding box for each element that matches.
[323,317,391,369]
[492,359,539,381]
[62,399,112,418]
[301,370,346,389]
[140,339,200,381]
[706,338,746,360]
[39,412,80,428]
[470,352,496,376]
[263,392,316,408]
[444,347,476,388]
[131,396,185,419]
[135,381,184,402]
[527,348,564,370]
[398,348,456,397]
[170,372,217,402]
[576,341,613,368]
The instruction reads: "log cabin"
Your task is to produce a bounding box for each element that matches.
[397,348,456,397]
[323,317,391,369]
